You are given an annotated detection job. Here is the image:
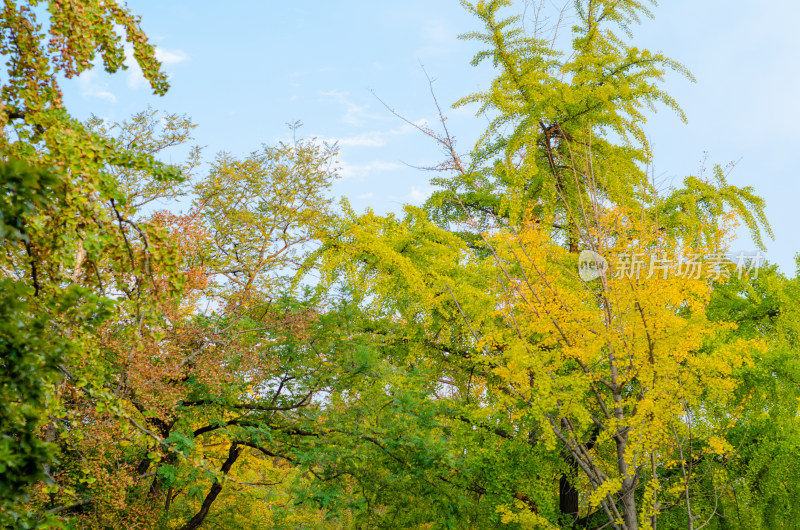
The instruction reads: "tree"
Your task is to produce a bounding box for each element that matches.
[2,1,793,528]
[32,129,401,528]
[313,1,775,528]
[691,262,800,529]
[0,2,186,524]
[0,161,70,528]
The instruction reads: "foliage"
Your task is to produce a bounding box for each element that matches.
[0,1,797,529]
[310,1,779,528]
[0,161,59,527]
[0,1,187,526]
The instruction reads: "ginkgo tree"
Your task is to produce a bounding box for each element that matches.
[312,0,776,528]
[316,167,766,529]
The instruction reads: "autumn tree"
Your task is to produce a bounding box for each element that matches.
[3,1,795,529]
[0,2,186,526]
[312,1,776,528]
[13,102,348,528]
[0,162,66,527]
[0,1,466,523]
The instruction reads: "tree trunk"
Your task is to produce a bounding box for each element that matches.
[179,443,241,530]
[620,483,638,530]
[616,431,638,530]
[559,470,580,521]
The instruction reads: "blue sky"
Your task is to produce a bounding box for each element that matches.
[62,1,800,275]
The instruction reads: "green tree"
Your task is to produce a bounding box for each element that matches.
[0,162,62,527]
[312,1,776,528]
[0,1,186,525]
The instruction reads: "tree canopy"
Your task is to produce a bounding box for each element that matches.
[1,1,797,529]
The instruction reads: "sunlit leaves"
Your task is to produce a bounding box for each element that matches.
[196,139,337,302]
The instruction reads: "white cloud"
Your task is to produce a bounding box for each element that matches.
[76,69,117,103]
[155,48,189,65]
[338,160,405,179]
[357,192,374,199]
[123,44,146,89]
[329,120,428,148]
[450,103,479,117]
[318,90,384,126]
[408,184,435,205]
[334,132,386,147]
